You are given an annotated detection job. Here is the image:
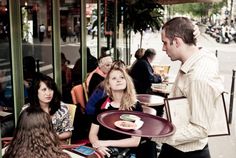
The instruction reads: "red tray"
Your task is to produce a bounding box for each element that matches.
[97,110,175,138]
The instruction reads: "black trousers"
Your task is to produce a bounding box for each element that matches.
[158,144,211,158]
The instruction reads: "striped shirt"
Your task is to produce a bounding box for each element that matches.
[153,51,224,152]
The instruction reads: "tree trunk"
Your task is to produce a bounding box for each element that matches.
[140,31,143,48]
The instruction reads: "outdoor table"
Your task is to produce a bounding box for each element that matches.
[136,94,165,106]
[2,146,102,158]
[63,148,102,158]
[97,110,175,138]
[151,83,173,98]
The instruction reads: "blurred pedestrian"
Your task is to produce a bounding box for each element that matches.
[39,24,45,42]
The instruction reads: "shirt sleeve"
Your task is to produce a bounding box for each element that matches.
[59,104,74,133]
[153,80,220,146]
[92,97,107,125]
[143,62,162,83]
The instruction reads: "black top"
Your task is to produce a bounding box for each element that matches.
[88,73,105,97]
[72,55,98,85]
[130,59,162,94]
[93,97,143,141]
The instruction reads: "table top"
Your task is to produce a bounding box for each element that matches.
[151,83,173,95]
[0,111,13,122]
[97,110,175,138]
[63,149,101,158]
[2,147,101,158]
[136,94,164,106]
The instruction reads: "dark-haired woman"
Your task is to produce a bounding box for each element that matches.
[3,107,71,158]
[23,73,73,141]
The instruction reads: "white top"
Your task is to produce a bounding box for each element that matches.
[39,25,46,32]
[153,51,224,152]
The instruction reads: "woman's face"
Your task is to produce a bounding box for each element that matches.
[109,70,127,91]
[99,56,113,74]
[38,81,54,106]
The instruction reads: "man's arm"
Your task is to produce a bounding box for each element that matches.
[153,80,220,145]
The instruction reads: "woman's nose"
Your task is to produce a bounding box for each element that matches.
[45,90,51,95]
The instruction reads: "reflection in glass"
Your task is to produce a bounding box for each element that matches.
[0,0,14,137]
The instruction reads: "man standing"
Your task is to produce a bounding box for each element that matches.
[153,17,224,158]
[39,24,45,42]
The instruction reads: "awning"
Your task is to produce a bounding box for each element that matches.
[157,0,223,5]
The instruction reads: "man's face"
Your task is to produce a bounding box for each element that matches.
[161,30,179,61]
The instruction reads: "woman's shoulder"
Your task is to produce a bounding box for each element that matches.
[56,102,69,115]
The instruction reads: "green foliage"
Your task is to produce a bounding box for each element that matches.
[124,0,164,34]
[171,1,225,17]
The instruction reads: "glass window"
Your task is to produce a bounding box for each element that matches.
[21,0,53,78]
[20,0,53,104]
[0,0,14,137]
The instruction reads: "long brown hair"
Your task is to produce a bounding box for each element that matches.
[3,108,70,158]
[104,66,137,110]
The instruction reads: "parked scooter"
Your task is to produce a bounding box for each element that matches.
[216,25,236,44]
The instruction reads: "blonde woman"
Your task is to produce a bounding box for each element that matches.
[89,66,143,157]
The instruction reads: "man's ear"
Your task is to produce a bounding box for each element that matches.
[174,37,182,48]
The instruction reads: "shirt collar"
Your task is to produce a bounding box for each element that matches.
[180,51,204,74]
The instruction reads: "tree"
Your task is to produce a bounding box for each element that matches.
[124,0,164,47]
[92,0,164,49]
[171,1,226,20]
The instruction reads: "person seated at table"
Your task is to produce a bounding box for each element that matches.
[3,107,70,158]
[72,47,98,85]
[89,65,143,157]
[130,48,162,94]
[129,48,145,73]
[23,73,73,141]
[86,52,113,97]
[61,52,72,103]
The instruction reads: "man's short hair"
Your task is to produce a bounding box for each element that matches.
[162,17,196,46]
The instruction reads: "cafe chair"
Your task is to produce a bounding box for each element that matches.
[1,137,13,147]
[142,106,157,116]
[64,103,77,144]
[64,103,90,146]
[71,83,88,112]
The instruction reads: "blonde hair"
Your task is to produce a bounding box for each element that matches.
[104,66,137,110]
